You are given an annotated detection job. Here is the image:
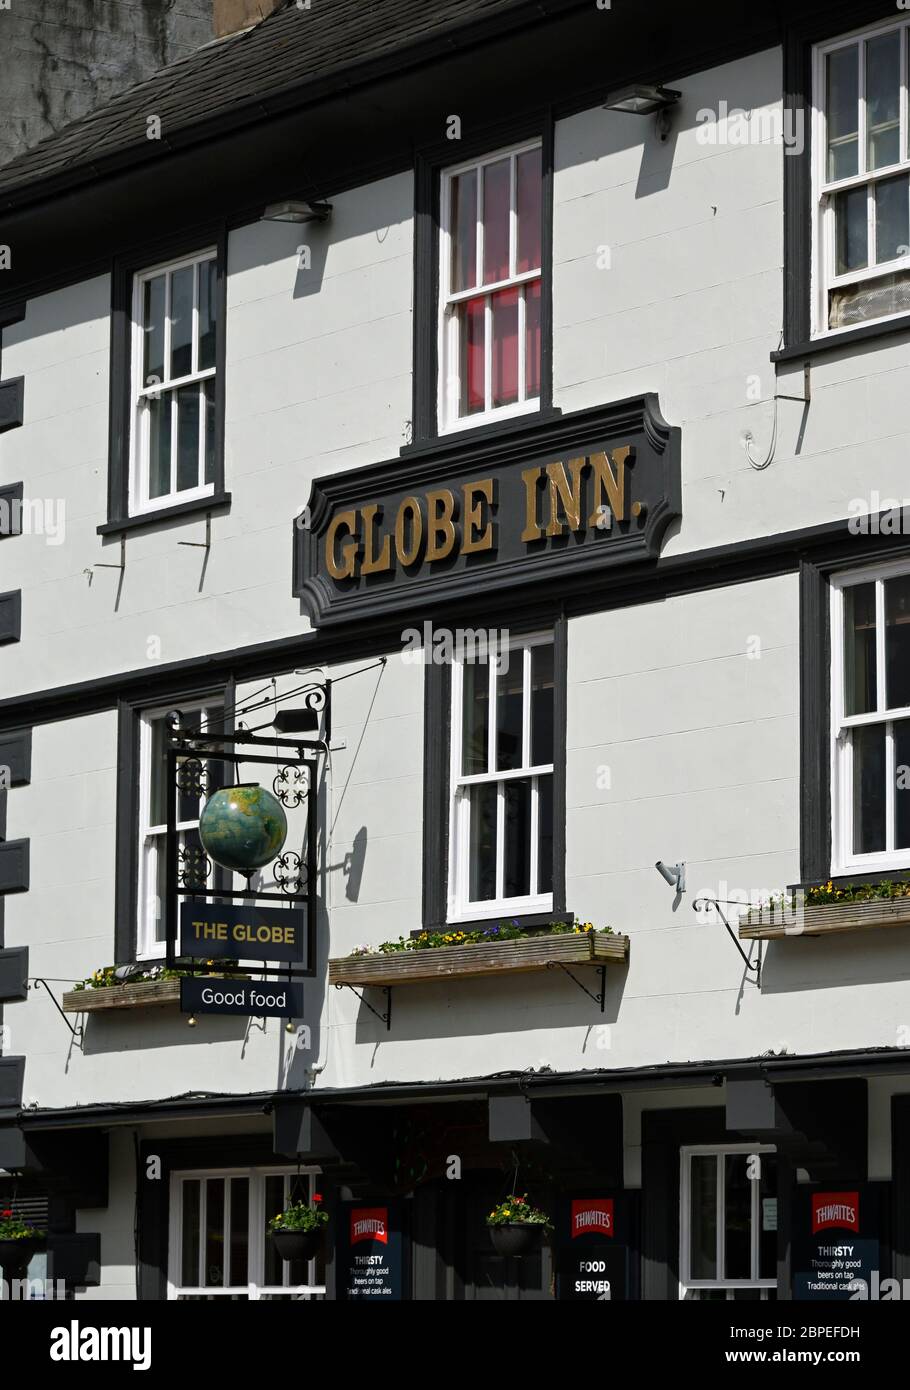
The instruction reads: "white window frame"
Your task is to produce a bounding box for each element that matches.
[130,247,218,515]
[813,17,910,339]
[830,556,910,874]
[438,139,543,434]
[679,1144,777,1300]
[136,697,223,961]
[447,631,554,923]
[167,1167,325,1301]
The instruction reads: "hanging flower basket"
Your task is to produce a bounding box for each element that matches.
[269,1227,323,1263]
[0,1211,44,1275]
[489,1223,544,1258]
[486,1194,550,1257]
[267,1195,327,1263]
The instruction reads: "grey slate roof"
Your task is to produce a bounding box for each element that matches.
[0,0,543,203]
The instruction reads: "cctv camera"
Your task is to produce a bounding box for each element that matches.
[655,860,686,893]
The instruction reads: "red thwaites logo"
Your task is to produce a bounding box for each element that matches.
[571,1198,614,1238]
[350,1207,388,1245]
[812,1192,859,1234]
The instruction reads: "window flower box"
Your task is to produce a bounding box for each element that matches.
[63,979,181,1013]
[328,929,628,989]
[739,894,910,941]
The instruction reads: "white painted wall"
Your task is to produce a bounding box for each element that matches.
[0,172,413,698]
[3,47,909,1109]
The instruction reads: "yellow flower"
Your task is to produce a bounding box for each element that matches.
[502,1208,510,1217]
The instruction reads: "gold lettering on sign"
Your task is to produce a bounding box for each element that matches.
[588,446,631,526]
[395,496,423,567]
[426,489,457,561]
[461,479,494,554]
[521,466,543,542]
[325,509,358,579]
[545,456,585,536]
[361,503,392,575]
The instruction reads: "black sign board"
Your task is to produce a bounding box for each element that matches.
[556,1195,636,1301]
[180,902,305,963]
[793,1185,884,1300]
[295,398,681,628]
[179,976,303,1018]
[337,1202,405,1300]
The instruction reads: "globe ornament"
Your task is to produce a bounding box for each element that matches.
[198,784,288,873]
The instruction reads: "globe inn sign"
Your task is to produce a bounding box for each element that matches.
[294,396,682,627]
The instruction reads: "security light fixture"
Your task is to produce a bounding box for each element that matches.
[655,860,686,893]
[603,84,681,141]
[261,199,333,224]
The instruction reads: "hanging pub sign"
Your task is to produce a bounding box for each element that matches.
[336,1201,406,1300]
[179,975,304,1018]
[556,1193,636,1301]
[294,397,681,627]
[179,902,306,964]
[792,1185,885,1300]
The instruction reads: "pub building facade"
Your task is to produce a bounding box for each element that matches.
[5,0,910,1302]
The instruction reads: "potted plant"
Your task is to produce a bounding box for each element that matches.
[486,1194,551,1257]
[0,1209,44,1276]
[267,1194,328,1262]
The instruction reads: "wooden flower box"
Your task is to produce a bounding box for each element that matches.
[329,931,629,989]
[62,979,181,1013]
[739,897,910,941]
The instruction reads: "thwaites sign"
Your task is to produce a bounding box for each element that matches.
[336,1202,407,1301]
[555,1194,637,1301]
[294,398,681,627]
[792,1186,886,1300]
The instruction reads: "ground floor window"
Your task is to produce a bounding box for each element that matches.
[168,1168,325,1300]
[679,1145,778,1300]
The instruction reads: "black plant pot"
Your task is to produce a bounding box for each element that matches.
[0,1237,42,1277]
[488,1223,544,1258]
[270,1228,323,1263]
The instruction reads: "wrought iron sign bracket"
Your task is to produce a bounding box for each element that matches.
[334,981,392,1031]
[165,719,327,979]
[30,978,83,1043]
[693,897,761,985]
[545,960,607,1011]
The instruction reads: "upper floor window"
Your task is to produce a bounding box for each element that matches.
[448,632,554,921]
[815,20,910,334]
[438,141,542,432]
[131,249,218,514]
[831,560,910,873]
[137,697,223,959]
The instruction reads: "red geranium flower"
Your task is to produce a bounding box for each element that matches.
[1,1209,12,1218]
[313,1193,323,1203]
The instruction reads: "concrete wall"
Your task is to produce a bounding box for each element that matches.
[0,0,213,167]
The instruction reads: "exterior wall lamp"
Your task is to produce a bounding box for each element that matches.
[602,84,681,140]
[261,199,333,223]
